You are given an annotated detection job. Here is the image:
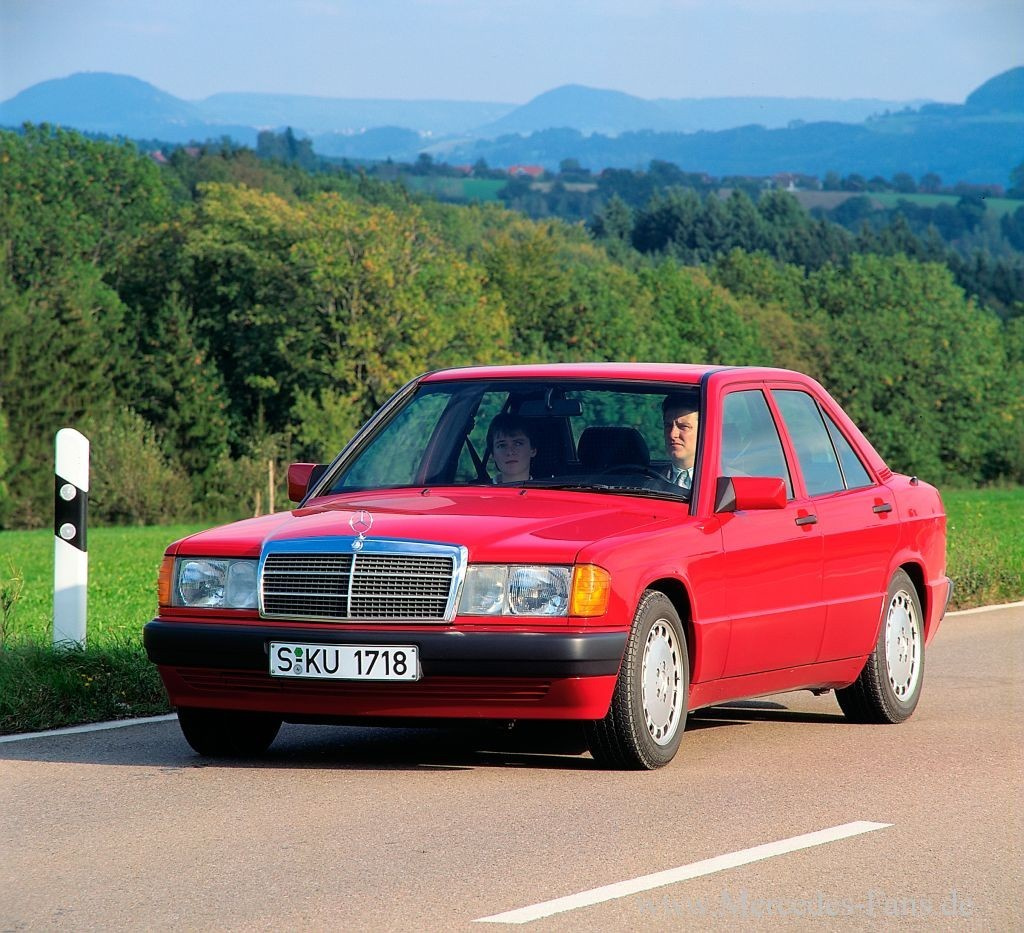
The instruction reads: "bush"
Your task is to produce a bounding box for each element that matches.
[85,407,192,525]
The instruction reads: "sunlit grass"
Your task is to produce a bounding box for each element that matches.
[943,487,1024,609]
[0,524,202,646]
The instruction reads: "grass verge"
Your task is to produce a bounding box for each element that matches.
[0,639,170,734]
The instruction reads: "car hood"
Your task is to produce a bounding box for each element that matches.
[171,487,679,563]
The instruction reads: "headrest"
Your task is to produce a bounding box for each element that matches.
[577,426,650,470]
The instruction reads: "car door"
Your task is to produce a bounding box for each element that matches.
[771,387,900,662]
[716,387,826,676]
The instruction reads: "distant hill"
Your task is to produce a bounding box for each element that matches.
[965,66,1024,112]
[2,69,1021,185]
[478,84,926,136]
[0,71,929,143]
[0,72,258,145]
[196,92,513,136]
[443,111,1022,186]
[441,67,1024,186]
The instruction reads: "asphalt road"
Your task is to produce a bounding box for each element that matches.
[2,604,1021,931]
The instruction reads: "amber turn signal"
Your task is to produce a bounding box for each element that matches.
[570,564,611,617]
[157,555,175,607]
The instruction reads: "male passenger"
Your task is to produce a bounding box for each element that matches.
[662,394,699,490]
[487,413,537,484]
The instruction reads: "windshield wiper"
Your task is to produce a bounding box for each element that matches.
[527,480,687,501]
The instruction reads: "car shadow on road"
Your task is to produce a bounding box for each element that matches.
[0,719,601,772]
[0,698,848,770]
[688,697,847,728]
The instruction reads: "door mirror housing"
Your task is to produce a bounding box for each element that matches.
[287,463,328,503]
[715,475,787,513]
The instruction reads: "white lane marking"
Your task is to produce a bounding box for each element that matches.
[475,821,891,925]
[0,713,178,744]
[948,600,1024,616]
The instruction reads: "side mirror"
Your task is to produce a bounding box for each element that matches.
[287,463,328,503]
[715,475,787,513]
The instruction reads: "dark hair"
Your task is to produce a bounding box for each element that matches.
[662,392,699,417]
[486,413,536,453]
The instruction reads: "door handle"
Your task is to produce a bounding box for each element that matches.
[795,514,818,526]
[872,503,893,514]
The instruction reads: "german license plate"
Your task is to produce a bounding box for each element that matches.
[269,643,419,681]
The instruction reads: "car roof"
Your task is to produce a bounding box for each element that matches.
[419,362,803,384]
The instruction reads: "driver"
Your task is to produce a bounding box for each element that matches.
[487,413,537,484]
[662,394,699,490]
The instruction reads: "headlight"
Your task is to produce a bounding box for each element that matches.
[458,564,609,617]
[174,558,258,609]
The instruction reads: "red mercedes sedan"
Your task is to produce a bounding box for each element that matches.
[144,364,951,769]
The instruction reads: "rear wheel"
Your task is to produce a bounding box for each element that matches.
[587,591,688,770]
[836,569,925,724]
[176,708,282,757]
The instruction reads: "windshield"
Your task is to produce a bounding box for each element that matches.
[321,378,701,502]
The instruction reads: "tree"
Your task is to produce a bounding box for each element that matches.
[590,194,633,242]
[1009,161,1024,198]
[287,195,511,455]
[720,189,768,254]
[641,262,766,366]
[710,250,831,380]
[0,263,130,525]
[892,172,917,194]
[0,400,11,528]
[807,254,1019,483]
[631,188,702,255]
[85,407,192,525]
[481,215,657,362]
[0,125,172,290]
[177,182,311,435]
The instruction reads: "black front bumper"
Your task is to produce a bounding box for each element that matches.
[143,621,627,678]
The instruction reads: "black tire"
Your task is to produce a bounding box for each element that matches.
[177,707,282,757]
[836,569,925,724]
[586,591,688,770]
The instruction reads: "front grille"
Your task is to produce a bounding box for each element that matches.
[260,538,464,623]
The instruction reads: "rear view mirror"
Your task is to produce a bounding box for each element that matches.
[518,398,582,417]
[714,475,787,513]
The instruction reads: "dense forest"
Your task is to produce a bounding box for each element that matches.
[1,125,1022,530]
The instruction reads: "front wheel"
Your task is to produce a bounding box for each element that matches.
[836,569,925,724]
[177,707,282,757]
[587,591,688,769]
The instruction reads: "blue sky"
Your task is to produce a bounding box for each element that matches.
[1,0,1021,104]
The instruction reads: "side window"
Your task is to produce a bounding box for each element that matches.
[721,390,792,498]
[823,411,873,489]
[774,390,845,496]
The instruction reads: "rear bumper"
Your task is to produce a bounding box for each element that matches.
[924,576,954,644]
[144,620,626,721]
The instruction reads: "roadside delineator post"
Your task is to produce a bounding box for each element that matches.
[54,428,89,648]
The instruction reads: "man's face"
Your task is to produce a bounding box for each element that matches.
[492,431,536,481]
[663,406,699,470]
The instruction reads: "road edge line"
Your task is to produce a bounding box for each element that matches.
[0,713,178,744]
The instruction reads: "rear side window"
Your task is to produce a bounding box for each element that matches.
[721,390,792,498]
[774,390,844,495]
[824,412,872,489]
[774,390,872,494]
